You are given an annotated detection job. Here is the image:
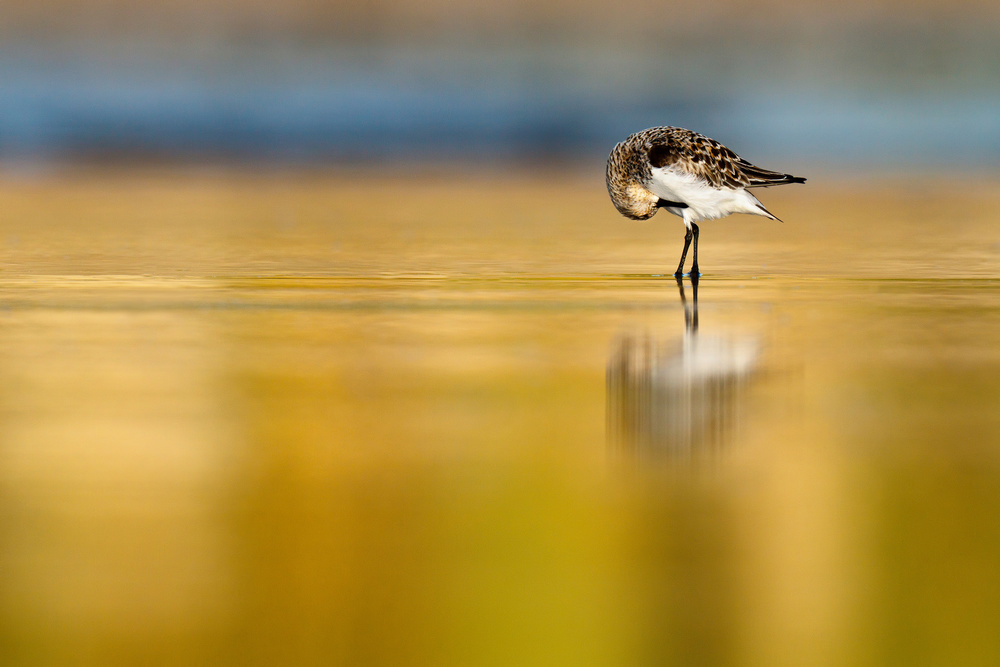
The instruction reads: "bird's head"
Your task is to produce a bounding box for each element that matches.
[609,183,659,220]
[606,140,659,220]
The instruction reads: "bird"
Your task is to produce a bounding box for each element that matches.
[606,126,806,277]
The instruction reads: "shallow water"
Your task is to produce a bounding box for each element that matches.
[2,168,1000,664]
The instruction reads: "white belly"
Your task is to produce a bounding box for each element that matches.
[648,166,768,222]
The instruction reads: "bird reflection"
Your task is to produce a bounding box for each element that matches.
[607,276,758,460]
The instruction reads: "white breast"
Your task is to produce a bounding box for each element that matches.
[647,166,770,222]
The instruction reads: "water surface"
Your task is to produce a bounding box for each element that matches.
[1,169,1000,664]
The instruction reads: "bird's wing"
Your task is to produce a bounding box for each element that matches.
[646,130,805,189]
[736,158,808,188]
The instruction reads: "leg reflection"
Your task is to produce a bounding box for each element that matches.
[676,274,699,334]
[608,276,756,461]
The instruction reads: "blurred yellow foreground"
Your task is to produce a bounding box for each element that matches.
[1,168,1000,664]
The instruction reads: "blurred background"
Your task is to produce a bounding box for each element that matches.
[2,0,999,169]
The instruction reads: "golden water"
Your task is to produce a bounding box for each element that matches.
[2,168,1000,664]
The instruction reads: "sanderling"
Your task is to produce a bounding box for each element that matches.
[606,126,806,277]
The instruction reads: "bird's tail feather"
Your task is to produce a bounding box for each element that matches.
[744,193,783,222]
[755,203,782,222]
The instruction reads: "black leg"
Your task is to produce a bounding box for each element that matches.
[674,227,693,278]
[690,223,700,277]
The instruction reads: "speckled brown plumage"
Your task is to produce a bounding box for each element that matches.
[606,126,806,220]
